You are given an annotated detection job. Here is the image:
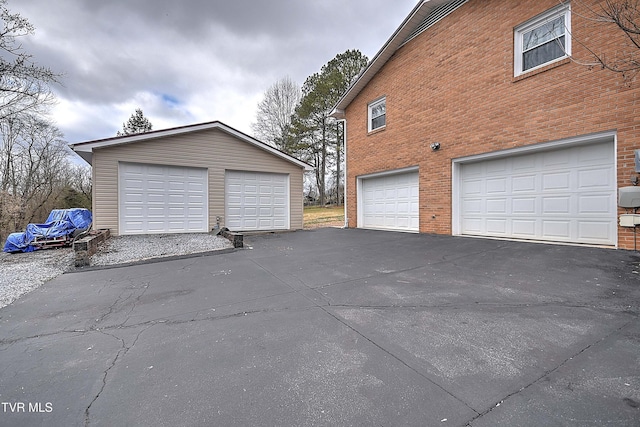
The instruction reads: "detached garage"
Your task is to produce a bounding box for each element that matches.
[71,121,312,236]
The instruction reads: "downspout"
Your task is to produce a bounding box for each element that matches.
[337,117,348,228]
[330,108,348,228]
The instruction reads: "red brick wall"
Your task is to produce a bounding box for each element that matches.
[345,0,640,249]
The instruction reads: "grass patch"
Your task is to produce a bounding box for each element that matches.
[304,205,344,228]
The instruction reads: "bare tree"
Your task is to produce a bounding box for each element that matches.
[251,76,301,152]
[566,0,640,80]
[0,0,59,121]
[0,115,69,228]
[0,1,85,244]
[68,164,92,204]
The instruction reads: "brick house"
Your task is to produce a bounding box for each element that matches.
[331,0,640,249]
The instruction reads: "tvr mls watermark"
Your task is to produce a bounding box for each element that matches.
[2,402,53,413]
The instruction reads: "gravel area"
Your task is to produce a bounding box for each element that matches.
[90,233,233,266]
[0,248,75,308]
[0,233,233,309]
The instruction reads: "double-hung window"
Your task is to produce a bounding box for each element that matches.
[368,97,386,132]
[514,4,571,76]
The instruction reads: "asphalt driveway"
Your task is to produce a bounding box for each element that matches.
[1,228,639,426]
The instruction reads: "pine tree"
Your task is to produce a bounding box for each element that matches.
[117,108,152,136]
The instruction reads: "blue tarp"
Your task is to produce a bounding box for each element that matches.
[3,208,92,253]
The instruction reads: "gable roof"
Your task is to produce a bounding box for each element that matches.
[330,0,468,118]
[70,120,313,170]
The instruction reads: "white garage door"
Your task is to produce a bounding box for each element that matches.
[459,142,616,245]
[119,163,208,234]
[225,171,289,231]
[361,171,419,232]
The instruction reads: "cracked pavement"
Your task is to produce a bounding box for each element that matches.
[0,228,639,426]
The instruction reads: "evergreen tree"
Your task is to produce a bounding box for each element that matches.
[291,49,368,205]
[117,108,152,136]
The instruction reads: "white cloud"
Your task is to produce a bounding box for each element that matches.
[10,0,418,143]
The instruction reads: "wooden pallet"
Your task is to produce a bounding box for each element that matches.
[33,235,72,249]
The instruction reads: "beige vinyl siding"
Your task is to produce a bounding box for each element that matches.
[92,128,304,235]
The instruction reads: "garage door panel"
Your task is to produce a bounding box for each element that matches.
[243,219,258,228]
[119,163,208,235]
[513,155,536,171]
[542,172,571,190]
[187,194,205,204]
[487,159,508,173]
[169,181,185,191]
[126,222,143,233]
[147,207,165,217]
[123,193,143,203]
[168,207,185,216]
[578,222,613,241]
[513,197,536,214]
[227,195,242,205]
[259,196,273,205]
[463,199,482,214]
[124,178,143,189]
[542,221,571,238]
[512,220,537,237]
[486,178,507,194]
[169,193,186,203]
[147,180,165,190]
[578,168,612,189]
[259,218,274,228]
[486,198,507,214]
[459,141,615,245]
[225,171,289,231]
[512,175,536,192]
[542,196,571,214]
[361,171,419,232]
[227,207,241,218]
[147,221,166,232]
[259,207,272,216]
[396,201,411,214]
[578,143,610,164]
[487,219,507,234]
[579,194,613,213]
[463,179,482,195]
[123,206,143,217]
[543,149,571,167]
[187,181,205,191]
[463,218,482,233]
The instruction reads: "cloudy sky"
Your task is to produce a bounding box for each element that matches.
[11,0,418,145]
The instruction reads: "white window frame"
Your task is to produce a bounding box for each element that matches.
[368,97,386,132]
[514,4,571,77]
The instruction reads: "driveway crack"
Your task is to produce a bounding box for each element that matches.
[84,324,154,426]
[464,319,636,426]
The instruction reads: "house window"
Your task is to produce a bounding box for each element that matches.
[368,97,386,132]
[514,4,571,76]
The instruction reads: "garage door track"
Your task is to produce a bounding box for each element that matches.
[0,228,639,426]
